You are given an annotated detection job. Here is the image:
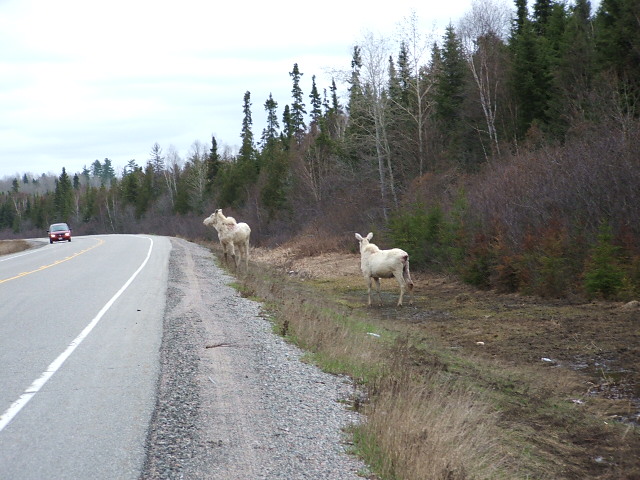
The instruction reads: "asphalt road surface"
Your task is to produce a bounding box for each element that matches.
[0,235,171,480]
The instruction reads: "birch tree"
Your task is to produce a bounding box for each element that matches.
[163,146,182,208]
[185,140,209,214]
[359,31,397,218]
[458,0,512,158]
[396,12,437,175]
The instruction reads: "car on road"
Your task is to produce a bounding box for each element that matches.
[48,223,72,243]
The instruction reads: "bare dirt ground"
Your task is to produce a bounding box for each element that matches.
[251,246,640,426]
[249,244,640,477]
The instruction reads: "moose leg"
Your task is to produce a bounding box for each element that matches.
[228,243,238,269]
[366,276,373,306]
[392,272,406,306]
[220,241,229,265]
[373,277,382,306]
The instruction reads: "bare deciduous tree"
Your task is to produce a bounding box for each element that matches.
[359,31,398,218]
[163,145,182,207]
[459,0,512,159]
[185,140,209,213]
[396,11,437,176]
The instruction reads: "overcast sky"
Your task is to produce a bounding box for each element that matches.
[1,0,481,179]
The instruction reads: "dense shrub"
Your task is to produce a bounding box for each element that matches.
[584,224,625,299]
[388,202,467,272]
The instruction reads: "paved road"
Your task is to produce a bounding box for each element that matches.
[0,235,171,480]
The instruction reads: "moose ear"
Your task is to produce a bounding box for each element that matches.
[355,233,363,241]
[366,232,373,240]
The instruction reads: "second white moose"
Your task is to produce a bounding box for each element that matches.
[355,232,414,307]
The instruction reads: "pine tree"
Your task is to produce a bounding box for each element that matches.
[347,46,364,121]
[551,0,595,128]
[509,4,554,138]
[91,160,103,181]
[594,0,640,100]
[261,94,280,147]
[149,142,164,174]
[330,78,341,114]
[396,41,412,108]
[206,135,221,195]
[289,63,307,141]
[239,91,256,164]
[281,104,293,144]
[345,45,371,160]
[121,167,140,206]
[309,75,322,129]
[215,91,258,207]
[101,159,116,186]
[512,0,529,35]
[54,167,74,221]
[433,24,468,165]
[533,0,553,34]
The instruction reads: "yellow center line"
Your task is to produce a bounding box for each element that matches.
[0,238,105,284]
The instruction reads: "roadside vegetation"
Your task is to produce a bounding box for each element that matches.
[2,0,639,477]
[212,242,639,479]
[0,239,31,256]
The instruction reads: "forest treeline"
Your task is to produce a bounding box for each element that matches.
[1,0,639,300]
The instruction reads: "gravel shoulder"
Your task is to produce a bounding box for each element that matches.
[141,238,367,479]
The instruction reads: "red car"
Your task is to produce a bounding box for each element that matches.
[48,223,72,243]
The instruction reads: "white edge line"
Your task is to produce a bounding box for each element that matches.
[0,236,154,432]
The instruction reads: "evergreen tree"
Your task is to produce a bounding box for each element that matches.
[259,142,289,217]
[215,91,257,207]
[0,198,15,230]
[344,45,371,161]
[101,158,116,186]
[533,0,553,34]
[261,94,280,147]
[54,168,74,221]
[396,41,412,108]
[346,46,364,120]
[81,186,97,223]
[239,91,256,164]
[137,162,154,216]
[174,173,191,214]
[121,167,140,206]
[81,166,91,184]
[124,159,139,175]
[594,0,640,101]
[513,0,529,35]
[206,135,221,195]
[281,104,293,144]
[388,55,402,106]
[91,160,103,180]
[149,142,165,174]
[509,4,554,138]
[433,24,468,165]
[309,75,322,128]
[289,63,307,141]
[550,0,595,128]
[330,78,341,114]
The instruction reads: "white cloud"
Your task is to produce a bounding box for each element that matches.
[0,0,476,177]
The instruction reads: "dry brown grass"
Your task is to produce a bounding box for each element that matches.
[206,240,640,480]
[221,245,511,478]
[0,239,31,256]
[361,376,504,480]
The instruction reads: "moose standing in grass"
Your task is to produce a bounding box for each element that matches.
[355,232,414,307]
